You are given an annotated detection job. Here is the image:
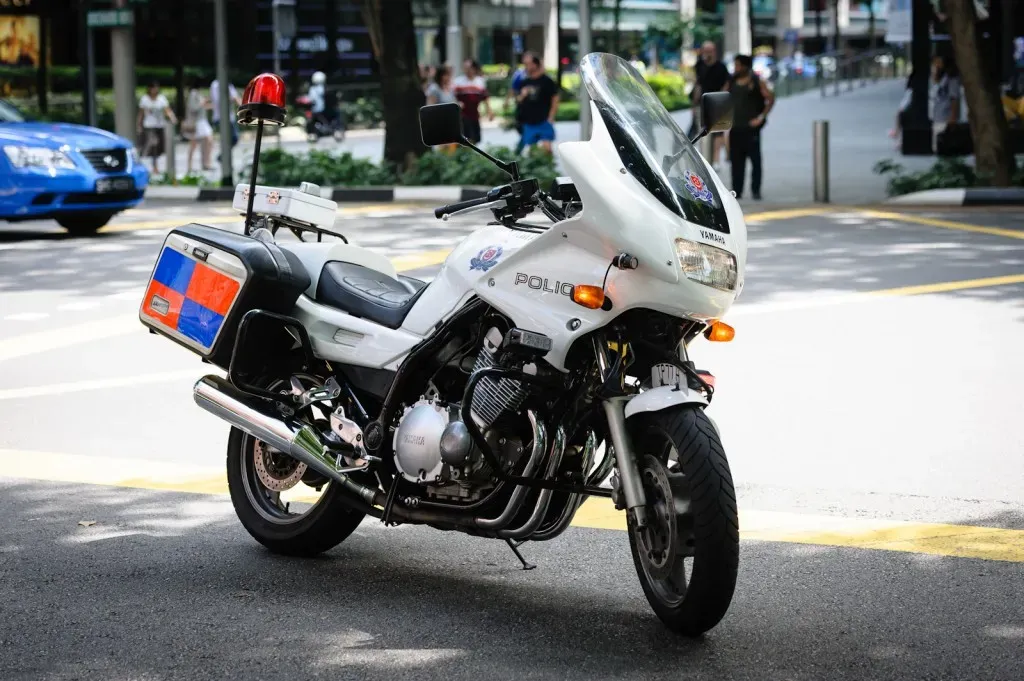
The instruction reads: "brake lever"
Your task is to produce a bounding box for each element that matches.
[441,199,507,221]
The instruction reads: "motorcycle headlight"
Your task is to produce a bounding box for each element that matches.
[675,238,738,292]
[3,145,76,170]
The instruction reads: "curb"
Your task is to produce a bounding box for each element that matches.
[886,188,1024,206]
[142,185,492,203]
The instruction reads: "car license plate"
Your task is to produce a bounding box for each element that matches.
[96,177,135,193]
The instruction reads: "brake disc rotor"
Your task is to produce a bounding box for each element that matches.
[632,454,679,581]
[253,440,307,492]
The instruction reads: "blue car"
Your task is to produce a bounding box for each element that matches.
[0,100,149,235]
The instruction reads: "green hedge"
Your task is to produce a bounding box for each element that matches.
[252,145,557,189]
[874,157,1024,196]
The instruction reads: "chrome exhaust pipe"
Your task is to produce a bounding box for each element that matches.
[474,410,547,531]
[192,375,376,505]
[530,430,596,542]
[194,374,551,531]
[499,425,567,539]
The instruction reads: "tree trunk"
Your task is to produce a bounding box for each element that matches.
[363,0,426,171]
[944,0,1013,185]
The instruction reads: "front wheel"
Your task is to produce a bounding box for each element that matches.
[226,427,366,557]
[626,405,739,636]
[57,211,115,235]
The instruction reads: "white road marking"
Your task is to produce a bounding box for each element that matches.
[0,369,202,400]
[4,312,49,322]
[56,301,101,311]
[0,316,138,362]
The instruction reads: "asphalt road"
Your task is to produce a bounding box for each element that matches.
[1,201,1023,680]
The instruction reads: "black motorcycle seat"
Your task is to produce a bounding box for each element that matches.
[316,261,427,330]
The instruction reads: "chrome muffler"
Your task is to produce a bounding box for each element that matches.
[192,375,376,504]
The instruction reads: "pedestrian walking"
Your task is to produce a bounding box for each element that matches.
[136,81,176,175]
[931,55,961,138]
[210,78,241,157]
[515,52,559,154]
[691,41,730,169]
[453,59,493,144]
[184,79,213,174]
[724,54,774,201]
[426,65,456,105]
[506,62,527,152]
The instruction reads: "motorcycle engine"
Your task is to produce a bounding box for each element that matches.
[392,326,531,502]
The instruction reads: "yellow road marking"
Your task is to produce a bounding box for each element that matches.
[574,497,1024,563]
[3,449,1021,563]
[862,209,1024,241]
[865,273,1024,298]
[391,249,451,272]
[99,215,240,233]
[744,207,837,222]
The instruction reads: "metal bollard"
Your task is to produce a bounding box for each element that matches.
[164,124,177,184]
[813,120,830,203]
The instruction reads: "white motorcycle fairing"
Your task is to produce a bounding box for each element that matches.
[285,98,746,374]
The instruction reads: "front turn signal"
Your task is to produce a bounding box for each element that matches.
[704,321,735,342]
[571,285,605,310]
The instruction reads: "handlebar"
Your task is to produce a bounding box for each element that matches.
[434,196,496,219]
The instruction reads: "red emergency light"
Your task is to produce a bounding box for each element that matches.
[237,73,287,127]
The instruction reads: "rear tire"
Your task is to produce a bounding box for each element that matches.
[626,405,739,636]
[226,427,366,557]
[57,211,115,235]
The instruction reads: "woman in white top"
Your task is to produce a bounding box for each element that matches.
[136,81,177,174]
[184,79,214,174]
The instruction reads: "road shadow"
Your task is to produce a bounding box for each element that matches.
[2,479,1022,680]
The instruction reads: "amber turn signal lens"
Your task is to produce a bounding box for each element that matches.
[571,285,605,310]
[704,321,735,342]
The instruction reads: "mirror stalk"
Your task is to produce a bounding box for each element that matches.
[690,127,709,145]
[461,136,521,181]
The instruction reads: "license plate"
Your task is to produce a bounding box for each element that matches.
[96,177,135,193]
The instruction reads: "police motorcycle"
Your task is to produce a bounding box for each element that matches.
[139,53,744,636]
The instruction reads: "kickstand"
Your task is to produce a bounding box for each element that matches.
[380,478,401,526]
[505,538,536,571]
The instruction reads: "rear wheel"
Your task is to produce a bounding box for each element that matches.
[57,211,115,235]
[226,427,366,557]
[626,405,739,636]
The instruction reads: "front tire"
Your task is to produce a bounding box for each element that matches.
[57,211,115,235]
[626,405,739,636]
[226,427,366,557]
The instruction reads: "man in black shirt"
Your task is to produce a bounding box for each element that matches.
[725,54,775,201]
[692,41,730,168]
[516,51,560,153]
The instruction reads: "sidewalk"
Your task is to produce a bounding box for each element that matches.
[158,79,927,206]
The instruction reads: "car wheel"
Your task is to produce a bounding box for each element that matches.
[57,212,116,236]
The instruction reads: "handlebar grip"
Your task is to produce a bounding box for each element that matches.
[434,196,493,219]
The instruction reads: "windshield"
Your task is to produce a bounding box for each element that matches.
[0,100,27,123]
[580,53,729,233]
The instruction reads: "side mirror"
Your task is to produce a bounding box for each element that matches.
[700,92,734,134]
[419,103,464,147]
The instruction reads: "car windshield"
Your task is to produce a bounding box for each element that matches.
[0,100,27,123]
[579,53,729,233]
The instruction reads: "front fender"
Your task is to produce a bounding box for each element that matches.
[622,385,709,419]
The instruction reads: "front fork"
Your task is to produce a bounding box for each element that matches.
[593,337,649,528]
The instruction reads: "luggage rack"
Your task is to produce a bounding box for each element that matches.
[251,213,349,244]
[233,182,348,244]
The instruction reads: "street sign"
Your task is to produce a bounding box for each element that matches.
[87,9,134,29]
